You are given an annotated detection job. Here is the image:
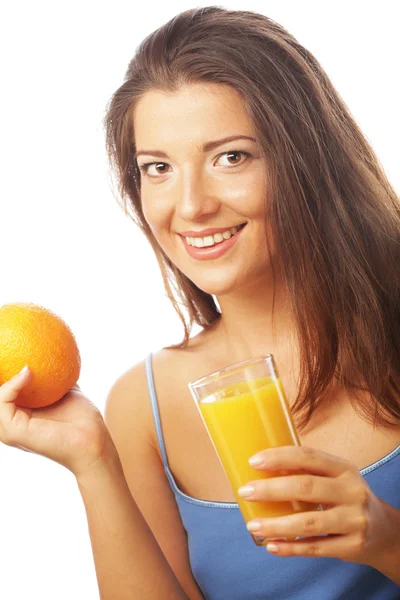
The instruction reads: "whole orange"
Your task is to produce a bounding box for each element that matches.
[0,302,81,408]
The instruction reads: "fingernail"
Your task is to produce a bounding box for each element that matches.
[238,485,255,498]
[249,455,263,467]
[247,520,262,532]
[266,543,279,553]
[17,366,29,377]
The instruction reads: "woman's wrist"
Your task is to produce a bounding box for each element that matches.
[74,435,123,487]
[367,500,400,584]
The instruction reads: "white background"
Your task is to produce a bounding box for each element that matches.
[0,1,398,598]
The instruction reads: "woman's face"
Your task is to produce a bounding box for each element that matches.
[133,82,271,296]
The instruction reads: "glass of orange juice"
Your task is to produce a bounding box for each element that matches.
[188,354,322,546]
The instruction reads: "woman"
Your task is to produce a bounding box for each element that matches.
[1,6,399,599]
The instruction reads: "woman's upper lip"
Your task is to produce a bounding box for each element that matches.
[179,224,246,237]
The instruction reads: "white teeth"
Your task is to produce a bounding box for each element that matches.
[203,235,215,247]
[185,225,242,247]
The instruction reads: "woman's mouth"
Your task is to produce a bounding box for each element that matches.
[180,223,247,261]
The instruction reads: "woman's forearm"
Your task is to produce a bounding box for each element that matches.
[75,447,189,600]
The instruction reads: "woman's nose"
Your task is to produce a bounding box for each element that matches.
[176,170,221,222]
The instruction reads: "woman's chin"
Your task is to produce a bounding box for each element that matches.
[191,275,244,297]
[188,266,273,298]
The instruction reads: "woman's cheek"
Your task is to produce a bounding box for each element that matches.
[141,206,173,254]
[141,199,164,234]
[219,172,267,219]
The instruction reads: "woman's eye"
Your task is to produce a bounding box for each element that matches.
[137,150,250,178]
[138,162,170,177]
[216,150,250,167]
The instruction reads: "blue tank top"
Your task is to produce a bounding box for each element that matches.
[145,354,400,600]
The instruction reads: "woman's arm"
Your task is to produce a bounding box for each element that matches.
[76,444,189,600]
[103,360,205,600]
[0,362,192,598]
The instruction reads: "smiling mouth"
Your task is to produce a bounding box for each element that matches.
[183,223,247,248]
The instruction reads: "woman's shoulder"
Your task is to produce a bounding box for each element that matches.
[104,358,153,437]
[103,329,215,442]
[105,326,209,403]
[151,326,219,382]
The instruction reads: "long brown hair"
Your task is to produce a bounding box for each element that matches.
[104,6,400,428]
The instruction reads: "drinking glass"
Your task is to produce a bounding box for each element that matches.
[189,354,322,546]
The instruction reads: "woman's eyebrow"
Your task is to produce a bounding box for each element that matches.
[134,135,257,160]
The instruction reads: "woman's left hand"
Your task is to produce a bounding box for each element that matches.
[238,446,400,576]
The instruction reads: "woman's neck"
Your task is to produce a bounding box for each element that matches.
[214,274,298,363]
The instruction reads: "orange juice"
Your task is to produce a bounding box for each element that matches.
[198,376,315,524]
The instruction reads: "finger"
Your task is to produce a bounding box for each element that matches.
[264,531,365,561]
[246,505,365,540]
[0,367,32,444]
[249,445,354,477]
[239,473,364,505]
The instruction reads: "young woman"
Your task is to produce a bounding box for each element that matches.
[1,7,399,599]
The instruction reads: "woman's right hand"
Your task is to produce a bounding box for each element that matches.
[0,366,116,478]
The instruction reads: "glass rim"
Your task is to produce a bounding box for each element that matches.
[188,353,275,390]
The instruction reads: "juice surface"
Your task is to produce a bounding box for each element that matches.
[199,377,313,521]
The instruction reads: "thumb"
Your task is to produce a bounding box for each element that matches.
[1,366,32,404]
